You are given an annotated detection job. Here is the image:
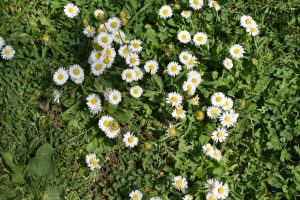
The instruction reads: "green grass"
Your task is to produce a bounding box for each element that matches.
[0,0,299,199]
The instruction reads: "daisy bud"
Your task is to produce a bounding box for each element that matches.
[121,17,128,25]
[144,142,152,149]
[120,11,126,18]
[83,19,89,26]
[174,4,181,10]
[196,110,205,120]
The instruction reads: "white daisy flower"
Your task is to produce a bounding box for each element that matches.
[189,95,199,105]
[222,97,233,110]
[91,61,105,76]
[166,92,183,107]
[129,190,142,200]
[207,106,221,119]
[98,116,114,132]
[189,0,204,10]
[212,127,228,143]
[0,37,5,49]
[85,153,100,170]
[193,32,208,46]
[246,25,260,36]
[178,30,191,43]
[94,9,104,19]
[90,50,102,63]
[130,86,143,98]
[240,15,256,28]
[129,39,142,53]
[202,143,214,156]
[104,125,121,139]
[52,89,62,104]
[159,5,173,19]
[64,3,79,18]
[187,70,202,86]
[1,45,15,60]
[133,67,143,81]
[53,68,69,85]
[118,45,131,58]
[179,51,192,65]
[211,148,222,161]
[123,132,138,148]
[183,195,193,200]
[219,110,239,128]
[223,58,233,70]
[150,197,161,200]
[107,89,122,105]
[172,176,188,191]
[86,94,102,114]
[166,123,176,137]
[105,17,121,33]
[83,26,95,38]
[186,55,198,69]
[205,178,219,192]
[230,44,245,59]
[208,1,221,11]
[181,10,192,19]
[102,46,116,58]
[211,92,226,107]
[206,193,217,200]
[167,62,182,76]
[182,81,196,95]
[144,60,159,74]
[100,56,113,68]
[69,64,84,84]
[113,31,126,44]
[213,182,229,199]
[96,32,113,47]
[126,53,140,67]
[122,69,136,82]
[172,106,186,119]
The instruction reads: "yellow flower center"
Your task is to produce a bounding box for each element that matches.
[196,111,204,119]
[216,96,222,102]
[214,151,220,157]
[182,34,187,40]
[73,69,80,75]
[176,180,183,186]
[188,59,194,65]
[133,89,139,94]
[148,65,155,70]
[68,7,74,13]
[125,73,132,79]
[90,98,97,105]
[87,28,93,34]
[176,108,183,115]
[122,49,129,54]
[212,1,218,7]
[246,19,252,24]
[225,61,230,66]
[183,11,189,15]
[250,27,257,32]
[209,195,215,200]
[211,109,217,115]
[133,43,139,48]
[95,52,101,59]
[101,36,108,43]
[128,136,134,143]
[112,122,119,129]
[206,147,211,152]
[224,101,229,107]
[187,85,192,91]
[194,0,200,5]
[170,128,176,136]
[103,120,110,127]
[183,55,188,60]
[95,64,102,71]
[217,132,223,138]
[218,187,224,194]
[103,58,110,64]
[197,36,203,42]
[130,57,136,64]
[113,95,118,100]
[57,74,64,80]
[135,71,140,77]
[225,116,231,122]
[234,49,240,55]
[163,9,169,15]
[171,96,178,103]
[97,12,104,19]
[111,22,117,28]
[106,49,112,56]
[171,66,177,72]
[191,78,197,83]
[4,50,11,55]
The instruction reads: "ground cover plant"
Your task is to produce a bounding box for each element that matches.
[0,0,299,199]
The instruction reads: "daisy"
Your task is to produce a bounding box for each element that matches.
[129,39,142,53]
[167,62,182,76]
[182,81,196,95]
[189,0,204,10]
[130,86,143,98]
[122,69,136,82]
[150,197,161,200]
[205,178,219,192]
[97,24,107,33]
[123,132,138,148]
[69,64,84,84]
[1,45,15,60]
[240,15,256,28]
[98,116,114,132]
[186,55,198,69]
[129,190,142,200]
[179,51,192,65]
[100,56,113,68]
[53,68,69,85]
[107,89,122,105]
[208,1,221,11]
[207,106,221,119]
[126,53,140,67]
[187,70,202,86]
[133,67,143,81]
[52,89,62,104]
[211,148,222,161]
[64,3,79,18]
[166,123,176,137]
[0,37,5,49]
[222,97,233,110]
[213,182,229,199]
[104,125,121,139]
[96,32,113,47]
[202,143,213,156]
[219,110,239,127]
[90,50,102,62]
[172,176,188,191]
[144,60,159,74]
[113,31,126,44]
[181,10,192,19]
[86,94,102,114]
[211,92,226,107]
[229,44,245,59]
[206,193,217,200]
[102,46,116,58]
[193,32,208,46]
[172,106,186,119]
[91,61,105,76]
[94,9,104,19]
[105,17,121,33]
[178,30,191,43]
[118,45,131,58]
[159,5,173,19]
[183,195,193,200]
[85,153,100,170]
[166,92,183,107]
[246,25,260,36]
[223,58,233,70]
[189,95,199,105]
[83,26,95,38]
[211,127,228,143]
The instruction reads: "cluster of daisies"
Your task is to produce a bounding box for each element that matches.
[240,15,259,36]
[205,178,229,200]
[0,37,15,60]
[53,64,84,85]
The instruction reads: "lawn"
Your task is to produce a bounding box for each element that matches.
[0,0,299,199]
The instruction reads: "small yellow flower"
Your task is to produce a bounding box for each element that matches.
[196,110,205,120]
[83,19,89,26]
[144,142,152,149]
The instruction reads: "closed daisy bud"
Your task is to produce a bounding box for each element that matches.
[120,11,126,18]
[174,4,181,10]
[144,142,152,149]
[252,58,258,65]
[94,9,104,20]
[42,35,49,43]
[83,19,89,26]
[196,110,205,120]
[121,17,128,25]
